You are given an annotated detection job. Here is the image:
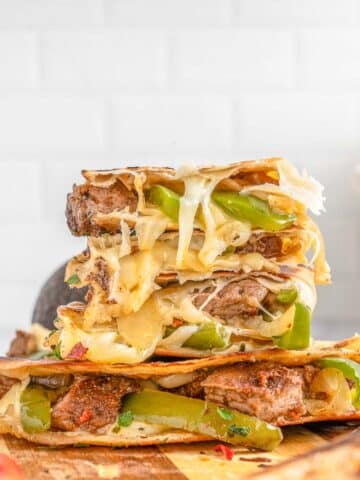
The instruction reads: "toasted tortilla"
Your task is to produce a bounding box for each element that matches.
[1,338,360,379]
[82,158,282,191]
[0,421,210,447]
[1,339,360,446]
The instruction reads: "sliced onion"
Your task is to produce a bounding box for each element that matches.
[156,373,196,389]
[244,304,295,338]
[158,325,198,348]
[305,368,354,416]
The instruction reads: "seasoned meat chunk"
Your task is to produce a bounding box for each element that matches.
[7,330,37,358]
[51,376,140,433]
[202,363,307,424]
[66,181,137,236]
[192,279,268,320]
[240,235,283,258]
[31,375,73,390]
[0,376,19,399]
[172,370,208,399]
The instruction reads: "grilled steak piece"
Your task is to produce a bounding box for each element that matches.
[51,376,140,433]
[202,363,309,424]
[31,375,73,390]
[240,234,283,258]
[0,376,19,399]
[192,279,268,320]
[66,181,137,236]
[172,370,208,399]
[7,330,37,358]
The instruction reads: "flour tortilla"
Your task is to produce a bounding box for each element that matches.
[81,157,281,190]
[1,338,360,446]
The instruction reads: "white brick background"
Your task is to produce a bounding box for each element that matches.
[0,0,359,352]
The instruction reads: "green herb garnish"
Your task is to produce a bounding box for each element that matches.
[217,407,234,421]
[66,274,80,285]
[117,411,134,427]
[228,424,251,437]
[52,342,62,360]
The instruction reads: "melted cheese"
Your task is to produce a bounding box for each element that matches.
[176,167,242,268]
[58,270,307,361]
[74,234,280,318]
[176,175,209,267]
[241,159,325,216]
[59,317,159,363]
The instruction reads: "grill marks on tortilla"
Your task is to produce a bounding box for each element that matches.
[66,181,137,236]
[51,375,140,433]
[192,279,268,320]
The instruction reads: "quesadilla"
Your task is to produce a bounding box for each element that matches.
[1,339,360,449]
[46,158,330,363]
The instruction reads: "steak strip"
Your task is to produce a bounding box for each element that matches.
[239,234,283,258]
[7,330,37,358]
[66,181,137,236]
[192,279,268,320]
[202,363,319,425]
[51,375,140,433]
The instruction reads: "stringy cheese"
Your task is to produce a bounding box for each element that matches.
[72,236,280,319]
[59,317,159,363]
[58,269,316,361]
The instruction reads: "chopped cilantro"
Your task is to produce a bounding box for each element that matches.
[66,274,80,285]
[53,342,62,360]
[217,407,234,421]
[117,411,134,427]
[228,424,250,437]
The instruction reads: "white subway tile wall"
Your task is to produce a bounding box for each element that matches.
[0,0,358,348]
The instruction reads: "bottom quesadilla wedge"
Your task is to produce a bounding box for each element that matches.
[0,339,360,450]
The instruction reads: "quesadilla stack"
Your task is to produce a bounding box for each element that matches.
[47,157,330,363]
[3,157,353,452]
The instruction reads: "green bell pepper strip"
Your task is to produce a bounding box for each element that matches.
[20,386,51,434]
[317,358,360,408]
[276,288,298,304]
[273,302,311,350]
[148,185,296,232]
[122,389,282,450]
[212,191,296,232]
[147,185,180,223]
[183,323,229,350]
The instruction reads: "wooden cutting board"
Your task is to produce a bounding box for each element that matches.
[0,423,358,480]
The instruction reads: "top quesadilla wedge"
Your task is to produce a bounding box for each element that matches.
[1,338,360,449]
[66,158,330,285]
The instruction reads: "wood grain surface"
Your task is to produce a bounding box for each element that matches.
[0,423,358,480]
